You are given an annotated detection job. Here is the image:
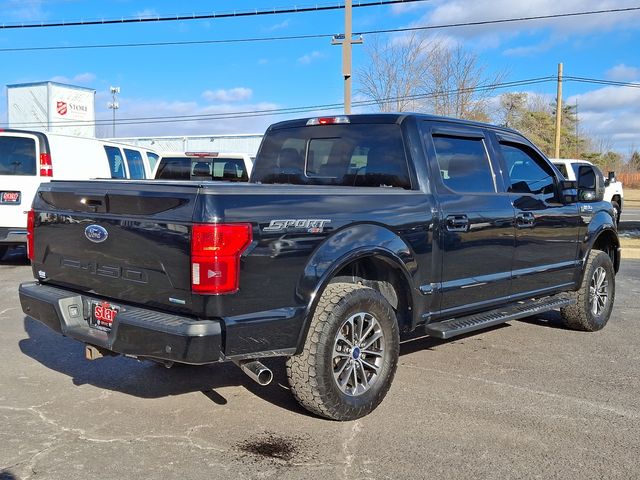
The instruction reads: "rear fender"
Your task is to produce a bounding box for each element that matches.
[294,223,418,352]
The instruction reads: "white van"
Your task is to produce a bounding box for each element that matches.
[153,151,253,181]
[0,129,160,258]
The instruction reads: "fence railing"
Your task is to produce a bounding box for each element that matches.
[618,173,640,188]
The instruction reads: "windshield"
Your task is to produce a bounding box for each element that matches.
[0,136,37,176]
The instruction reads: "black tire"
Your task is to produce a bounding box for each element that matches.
[286,282,400,421]
[560,250,615,331]
[0,245,9,260]
[611,201,621,225]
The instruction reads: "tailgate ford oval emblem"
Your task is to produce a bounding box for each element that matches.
[85,225,108,243]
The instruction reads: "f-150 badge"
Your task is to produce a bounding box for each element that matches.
[264,219,331,233]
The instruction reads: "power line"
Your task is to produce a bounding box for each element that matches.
[360,6,640,35]
[3,77,556,128]
[4,75,637,129]
[0,0,426,30]
[564,76,640,88]
[2,6,638,53]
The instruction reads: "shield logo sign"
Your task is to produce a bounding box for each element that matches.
[57,101,68,116]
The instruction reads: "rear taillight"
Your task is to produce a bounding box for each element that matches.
[191,223,252,294]
[27,209,35,261]
[39,153,53,177]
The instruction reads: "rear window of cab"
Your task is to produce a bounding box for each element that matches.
[155,157,248,181]
[251,124,412,189]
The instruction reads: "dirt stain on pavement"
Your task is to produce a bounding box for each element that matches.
[236,432,305,463]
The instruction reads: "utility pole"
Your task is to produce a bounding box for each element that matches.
[575,98,579,157]
[554,63,563,158]
[108,86,120,137]
[332,0,363,114]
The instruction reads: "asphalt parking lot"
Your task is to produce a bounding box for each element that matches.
[1,248,639,480]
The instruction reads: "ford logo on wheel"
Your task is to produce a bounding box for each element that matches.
[85,225,109,243]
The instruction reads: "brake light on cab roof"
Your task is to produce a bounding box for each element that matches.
[306,116,350,126]
[185,152,219,158]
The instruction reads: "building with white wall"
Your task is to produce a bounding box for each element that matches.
[7,81,96,137]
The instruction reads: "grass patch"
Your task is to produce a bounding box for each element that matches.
[621,237,640,259]
[625,188,640,206]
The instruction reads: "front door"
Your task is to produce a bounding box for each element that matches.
[494,136,581,298]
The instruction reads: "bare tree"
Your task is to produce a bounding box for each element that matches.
[357,34,505,120]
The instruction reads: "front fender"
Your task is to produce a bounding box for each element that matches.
[294,223,419,351]
[577,208,620,281]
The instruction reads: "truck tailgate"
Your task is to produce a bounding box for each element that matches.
[32,180,199,313]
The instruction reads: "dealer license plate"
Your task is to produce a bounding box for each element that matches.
[90,301,119,332]
[0,191,21,204]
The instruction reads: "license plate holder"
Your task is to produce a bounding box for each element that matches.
[90,301,119,332]
[0,191,21,204]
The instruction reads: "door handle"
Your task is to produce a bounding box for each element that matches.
[516,212,535,228]
[446,215,469,232]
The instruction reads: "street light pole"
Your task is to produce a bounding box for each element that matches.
[108,86,120,137]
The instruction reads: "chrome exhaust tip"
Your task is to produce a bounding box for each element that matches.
[234,359,273,386]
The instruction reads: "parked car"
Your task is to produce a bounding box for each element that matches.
[551,158,624,224]
[19,114,620,420]
[0,129,159,258]
[153,151,252,181]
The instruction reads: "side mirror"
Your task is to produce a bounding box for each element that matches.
[577,165,604,202]
[605,171,616,187]
[559,180,577,204]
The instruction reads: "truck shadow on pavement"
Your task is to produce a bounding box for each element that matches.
[19,313,562,417]
[0,246,29,266]
[19,317,311,417]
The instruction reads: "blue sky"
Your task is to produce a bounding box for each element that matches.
[1,0,639,153]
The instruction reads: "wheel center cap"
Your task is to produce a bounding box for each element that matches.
[352,347,361,359]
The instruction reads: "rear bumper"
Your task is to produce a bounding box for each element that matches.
[0,227,27,244]
[19,282,223,365]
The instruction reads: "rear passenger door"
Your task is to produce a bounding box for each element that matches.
[493,134,581,297]
[422,123,515,318]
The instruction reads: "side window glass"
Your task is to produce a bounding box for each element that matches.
[147,152,160,170]
[501,144,555,196]
[104,146,126,178]
[124,149,146,179]
[432,136,495,193]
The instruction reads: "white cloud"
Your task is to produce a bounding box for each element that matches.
[567,84,640,151]
[135,8,159,19]
[389,0,640,52]
[264,19,290,32]
[94,96,282,138]
[606,64,640,82]
[0,0,46,21]
[50,72,96,85]
[202,87,253,102]
[503,37,559,57]
[297,51,326,65]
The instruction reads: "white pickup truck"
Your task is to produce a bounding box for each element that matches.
[552,158,624,224]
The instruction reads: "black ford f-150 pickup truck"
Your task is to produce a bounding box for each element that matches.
[19,114,620,420]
